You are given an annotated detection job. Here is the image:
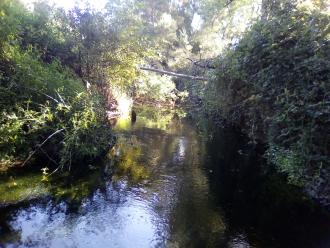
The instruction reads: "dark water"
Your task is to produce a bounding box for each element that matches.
[0,108,329,247]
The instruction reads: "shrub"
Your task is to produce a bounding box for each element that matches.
[205,3,330,202]
[0,45,114,172]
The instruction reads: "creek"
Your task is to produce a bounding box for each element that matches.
[0,106,329,248]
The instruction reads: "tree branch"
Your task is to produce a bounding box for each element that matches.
[21,129,65,167]
[140,67,207,81]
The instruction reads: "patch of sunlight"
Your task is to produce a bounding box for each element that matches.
[159,13,175,28]
[136,107,185,131]
[112,88,133,118]
[297,0,330,14]
[114,105,186,132]
[114,117,133,131]
[117,95,133,118]
[191,13,203,31]
[196,0,262,57]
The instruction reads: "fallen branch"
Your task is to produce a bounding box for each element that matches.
[140,67,207,81]
[40,148,59,166]
[48,163,63,176]
[21,129,65,167]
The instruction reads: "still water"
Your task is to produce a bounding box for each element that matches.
[0,107,329,247]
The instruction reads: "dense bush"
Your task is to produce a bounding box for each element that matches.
[0,44,114,171]
[0,1,114,172]
[204,3,329,203]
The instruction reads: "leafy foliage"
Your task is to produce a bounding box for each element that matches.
[204,1,330,201]
[0,0,115,172]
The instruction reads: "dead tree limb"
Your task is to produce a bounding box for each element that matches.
[140,67,207,81]
[21,129,65,167]
[40,148,59,166]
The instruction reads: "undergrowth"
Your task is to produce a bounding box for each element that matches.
[204,2,330,204]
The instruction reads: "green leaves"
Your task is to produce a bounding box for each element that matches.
[204,1,330,195]
[0,1,114,171]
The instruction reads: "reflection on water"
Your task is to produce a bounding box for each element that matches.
[204,126,330,248]
[0,107,224,247]
[8,184,163,248]
[0,106,329,248]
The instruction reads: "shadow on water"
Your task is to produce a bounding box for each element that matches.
[204,125,330,248]
[0,106,329,248]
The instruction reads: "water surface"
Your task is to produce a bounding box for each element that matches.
[0,107,329,247]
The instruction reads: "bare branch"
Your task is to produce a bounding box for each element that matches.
[21,129,65,167]
[140,67,207,81]
[55,90,68,106]
[40,148,59,166]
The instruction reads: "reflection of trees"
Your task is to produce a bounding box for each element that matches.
[205,126,330,247]
[109,135,149,183]
[111,109,227,245]
[165,123,226,247]
[49,170,104,210]
[152,123,226,246]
